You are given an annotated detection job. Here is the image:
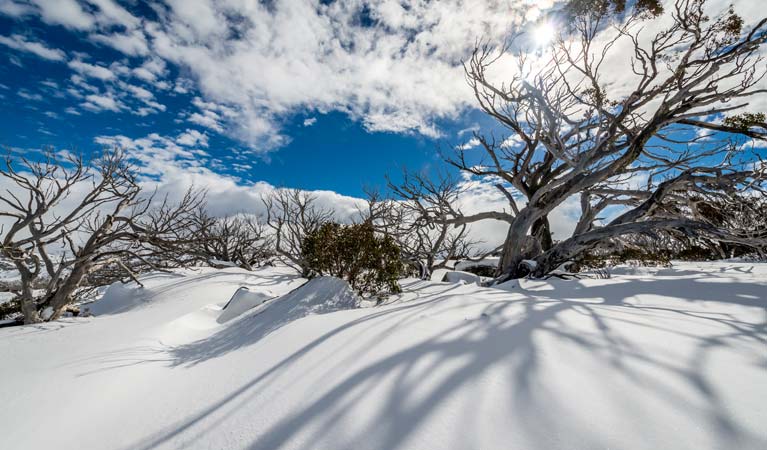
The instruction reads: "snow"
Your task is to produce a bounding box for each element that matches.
[0,261,765,450]
[429,268,481,284]
[218,287,274,324]
[429,268,451,281]
[454,257,499,271]
[443,270,481,284]
[39,306,53,320]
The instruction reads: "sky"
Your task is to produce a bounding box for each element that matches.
[0,0,547,196]
[0,0,764,248]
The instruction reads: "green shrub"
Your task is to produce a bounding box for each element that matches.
[302,222,404,296]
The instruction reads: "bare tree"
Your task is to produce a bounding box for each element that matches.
[428,0,767,279]
[373,172,491,278]
[262,189,334,276]
[0,150,202,324]
[188,209,274,270]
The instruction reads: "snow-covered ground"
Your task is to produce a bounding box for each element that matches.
[1,262,765,450]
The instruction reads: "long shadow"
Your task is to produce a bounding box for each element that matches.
[124,283,469,450]
[122,272,766,450]
[169,281,466,367]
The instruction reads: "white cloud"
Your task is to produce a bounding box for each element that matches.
[90,30,149,56]
[82,93,121,112]
[188,110,224,133]
[22,0,140,31]
[457,125,480,137]
[456,137,480,150]
[0,34,65,61]
[176,129,209,147]
[86,0,139,28]
[31,0,95,30]
[173,78,194,94]
[68,60,116,80]
[303,117,317,127]
[120,83,153,101]
[40,79,58,89]
[8,54,22,67]
[0,1,35,17]
[92,132,363,221]
[131,67,156,82]
[3,0,568,152]
[9,0,765,158]
[18,89,43,101]
[140,0,551,150]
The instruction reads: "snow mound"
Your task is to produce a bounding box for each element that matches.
[218,287,274,324]
[429,268,450,282]
[430,269,481,284]
[443,270,481,284]
[87,280,150,315]
[276,276,359,313]
[162,276,360,364]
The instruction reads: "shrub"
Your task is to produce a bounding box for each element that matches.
[302,222,404,296]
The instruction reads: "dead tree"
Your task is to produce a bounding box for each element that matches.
[436,0,767,279]
[189,209,274,270]
[262,189,334,276]
[0,150,202,324]
[379,172,493,278]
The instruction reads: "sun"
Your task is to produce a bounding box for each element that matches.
[532,21,556,47]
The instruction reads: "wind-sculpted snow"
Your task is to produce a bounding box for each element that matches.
[0,262,765,450]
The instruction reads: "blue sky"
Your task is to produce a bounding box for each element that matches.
[0,0,519,197]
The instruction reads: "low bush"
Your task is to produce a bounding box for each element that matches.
[302,222,404,296]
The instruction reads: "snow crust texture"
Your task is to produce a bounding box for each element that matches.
[0,262,765,450]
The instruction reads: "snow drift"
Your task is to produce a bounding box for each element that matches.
[0,262,765,450]
[218,288,274,324]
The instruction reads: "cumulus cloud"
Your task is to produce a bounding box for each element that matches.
[5,0,765,154]
[68,59,116,80]
[19,0,140,31]
[176,129,209,147]
[0,0,568,151]
[0,34,65,61]
[86,0,139,28]
[138,0,551,150]
[90,29,148,56]
[303,117,317,127]
[31,0,95,30]
[0,1,35,17]
[93,132,364,222]
[456,137,481,150]
[82,93,121,112]
[188,110,224,133]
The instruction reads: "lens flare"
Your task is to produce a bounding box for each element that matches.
[532,21,556,47]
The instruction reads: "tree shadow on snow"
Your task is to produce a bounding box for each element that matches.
[125,274,766,450]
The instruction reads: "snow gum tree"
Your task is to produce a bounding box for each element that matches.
[0,150,202,324]
[262,189,335,276]
[187,209,274,270]
[363,181,483,279]
[423,0,767,279]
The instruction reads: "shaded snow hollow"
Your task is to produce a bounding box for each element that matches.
[0,262,766,450]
